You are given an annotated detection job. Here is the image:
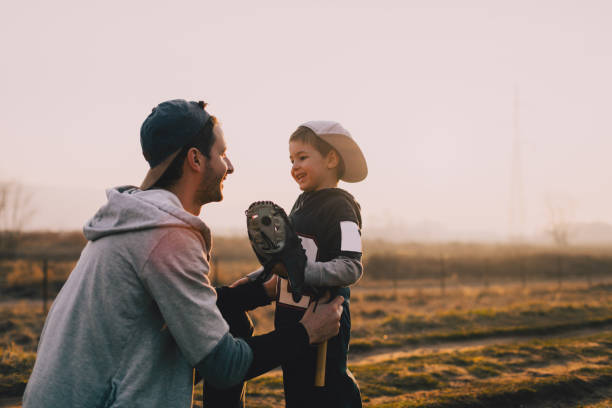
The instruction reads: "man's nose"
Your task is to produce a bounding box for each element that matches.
[225,156,234,174]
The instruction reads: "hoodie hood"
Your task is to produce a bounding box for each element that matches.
[83,186,212,256]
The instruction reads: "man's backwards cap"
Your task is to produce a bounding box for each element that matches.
[140,99,211,190]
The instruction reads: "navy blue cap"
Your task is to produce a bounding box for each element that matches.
[139,99,211,189]
[140,99,211,167]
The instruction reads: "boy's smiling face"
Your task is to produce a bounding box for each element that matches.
[289,140,339,192]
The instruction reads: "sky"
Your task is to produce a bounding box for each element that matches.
[1,0,611,240]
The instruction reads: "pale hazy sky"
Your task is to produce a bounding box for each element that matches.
[1,0,611,239]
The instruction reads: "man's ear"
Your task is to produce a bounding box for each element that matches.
[185,147,205,172]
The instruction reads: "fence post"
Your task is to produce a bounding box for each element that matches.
[439,255,446,296]
[520,256,527,289]
[483,258,490,290]
[586,265,592,289]
[556,254,563,290]
[42,258,48,314]
[392,256,398,298]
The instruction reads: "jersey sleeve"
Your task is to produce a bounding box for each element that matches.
[327,194,363,257]
[303,256,363,287]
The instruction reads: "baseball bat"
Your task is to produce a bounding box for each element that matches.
[315,340,327,386]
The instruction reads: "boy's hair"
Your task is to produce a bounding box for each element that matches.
[290,127,345,179]
[153,116,218,189]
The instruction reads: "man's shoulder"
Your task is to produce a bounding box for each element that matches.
[148,226,209,256]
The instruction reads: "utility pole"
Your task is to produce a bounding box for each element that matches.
[509,85,525,242]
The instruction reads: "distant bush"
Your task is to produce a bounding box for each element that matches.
[364,251,612,282]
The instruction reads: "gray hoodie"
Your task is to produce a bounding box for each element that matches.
[23,186,251,408]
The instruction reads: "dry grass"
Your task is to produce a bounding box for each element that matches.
[0,344,36,397]
[0,301,45,353]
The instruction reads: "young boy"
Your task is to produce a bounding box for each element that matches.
[275,120,367,408]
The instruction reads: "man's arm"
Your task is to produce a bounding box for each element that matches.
[215,279,271,312]
[141,229,340,388]
[195,295,343,388]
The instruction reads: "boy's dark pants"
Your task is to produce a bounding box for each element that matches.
[276,288,362,408]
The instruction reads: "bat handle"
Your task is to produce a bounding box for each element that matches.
[314,340,328,387]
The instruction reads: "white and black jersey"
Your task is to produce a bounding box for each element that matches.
[275,188,364,309]
[290,188,362,264]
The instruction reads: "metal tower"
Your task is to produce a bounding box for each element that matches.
[509,85,525,241]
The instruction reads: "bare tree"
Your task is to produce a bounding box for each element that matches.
[545,195,575,247]
[545,194,576,290]
[0,181,36,251]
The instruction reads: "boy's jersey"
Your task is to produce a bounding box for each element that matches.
[289,188,362,264]
[276,188,363,308]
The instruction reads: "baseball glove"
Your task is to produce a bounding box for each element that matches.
[245,201,307,302]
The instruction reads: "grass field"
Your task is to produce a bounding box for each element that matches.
[1,236,612,407]
[4,281,609,406]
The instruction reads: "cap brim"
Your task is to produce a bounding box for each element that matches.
[140,149,181,190]
[318,134,368,182]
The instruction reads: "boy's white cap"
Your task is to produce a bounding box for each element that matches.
[299,120,368,182]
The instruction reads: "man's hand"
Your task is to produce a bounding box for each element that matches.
[229,277,249,288]
[299,295,344,344]
[230,275,278,300]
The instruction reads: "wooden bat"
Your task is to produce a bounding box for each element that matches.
[315,340,327,386]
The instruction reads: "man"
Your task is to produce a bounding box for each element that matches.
[23,99,343,407]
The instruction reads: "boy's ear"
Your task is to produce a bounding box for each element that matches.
[326,150,340,170]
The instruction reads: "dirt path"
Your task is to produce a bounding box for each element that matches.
[241,323,612,380]
[348,323,612,366]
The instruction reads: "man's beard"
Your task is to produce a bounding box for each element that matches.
[196,166,225,205]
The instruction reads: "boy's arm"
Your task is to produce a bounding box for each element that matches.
[304,256,363,287]
[303,218,364,287]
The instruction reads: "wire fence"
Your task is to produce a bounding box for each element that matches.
[2,249,612,316]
